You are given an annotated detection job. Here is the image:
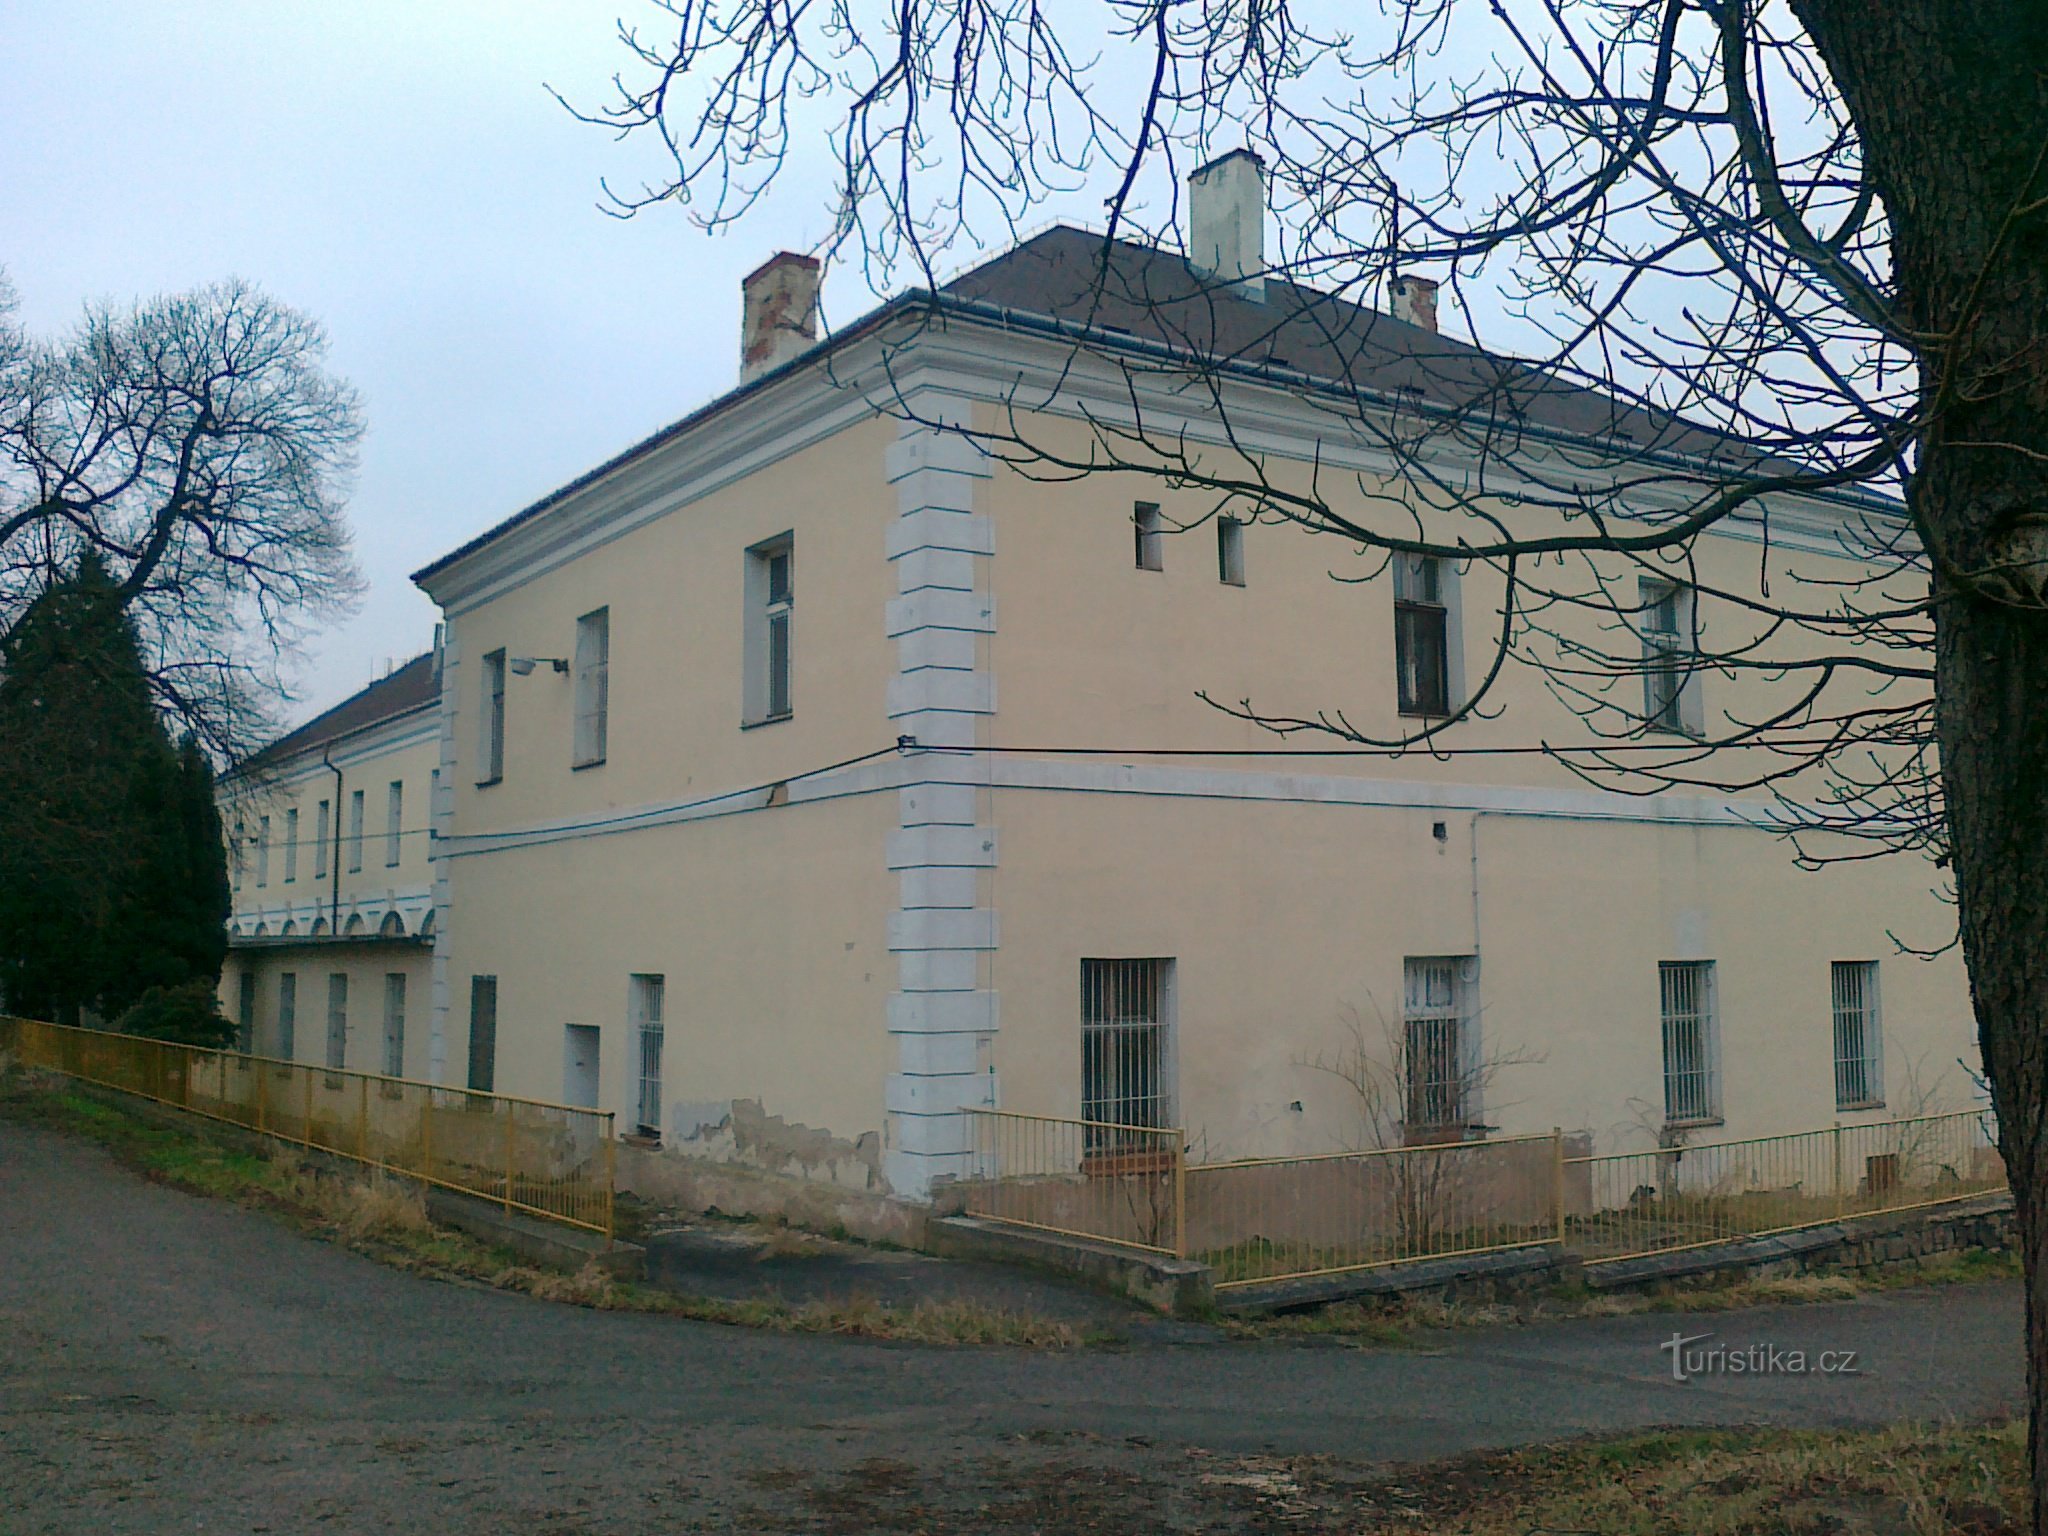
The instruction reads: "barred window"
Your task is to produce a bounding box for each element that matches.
[632,974,666,1139]
[1081,958,1174,1141]
[1403,957,1472,1130]
[1832,961,1884,1109]
[1659,960,1720,1123]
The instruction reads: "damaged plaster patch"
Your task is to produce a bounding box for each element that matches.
[666,1098,886,1192]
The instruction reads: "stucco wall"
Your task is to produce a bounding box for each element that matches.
[220,942,435,1079]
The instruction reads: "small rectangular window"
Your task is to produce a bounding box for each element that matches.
[237,971,257,1053]
[1217,517,1245,586]
[325,972,349,1073]
[573,609,610,767]
[313,800,330,880]
[382,972,407,1079]
[1403,957,1474,1133]
[232,822,246,892]
[479,648,507,785]
[1832,961,1884,1110]
[283,808,299,883]
[385,780,404,868]
[632,974,666,1139]
[1659,960,1720,1124]
[1134,503,1164,571]
[348,790,365,873]
[256,816,271,888]
[468,976,498,1093]
[1080,958,1175,1148]
[1395,554,1451,717]
[1640,577,1701,735]
[745,537,795,724]
[277,972,298,1061]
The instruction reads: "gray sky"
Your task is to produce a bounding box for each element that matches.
[2,2,877,719]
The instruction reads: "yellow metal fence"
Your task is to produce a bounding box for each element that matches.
[3,1016,615,1237]
[955,1107,2005,1291]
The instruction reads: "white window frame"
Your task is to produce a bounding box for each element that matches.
[313,799,330,880]
[1394,553,1460,718]
[478,648,507,785]
[1217,516,1245,586]
[744,536,795,725]
[283,808,299,884]
[232,821,246,892]
[1080,958,1177,1145]
[347,790,365,873]
[1402,956,1478,1133]
[382,972,406,1079]
[237,971,257,1053]
[1832,960,1884,1110]
[1640,577,1704,736]
[1659,960,1722,1125]
[631,974,666,1139]
[1133,502,1165,572]
[255,816,271,888]
[572,610,609,768]
[384,779,403,868]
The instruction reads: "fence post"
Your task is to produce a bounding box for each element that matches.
[1833,1123,1846,1218]
[503,1103,516,1214]
[1552,1127,1566,1247]
[357,1074,369,1163]
[1173,1128,1188,1260]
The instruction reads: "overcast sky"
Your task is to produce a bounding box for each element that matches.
[1,2,951,720]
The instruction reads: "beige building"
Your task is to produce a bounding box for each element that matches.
[219,655,438,1081]
[221,158,1973,1202]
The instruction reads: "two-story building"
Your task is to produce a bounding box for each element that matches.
[226,154,1975,1203]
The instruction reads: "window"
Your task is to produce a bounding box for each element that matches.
[632,974,666,1139]
[573,608,610,766]
[384,780,403,868]
[237,971,257,1053]
[232,822,245,892]
[1217,517,1245,586]
[1659,961,1720,1124]
[1832,961,1884,1110]
[1080,958,1175,1146]
[283,808,299,883]
[277,972,297,1061]
[1394,554,1452,717]
[325,972,349,1073]
[468,976,498,1093]
[479,648,506,784]
[347,790,365,873]
[313,800,330,880]
[1403,957,1473,1133]
[382,973,407,1079]
[745,537,795,723]
[256,816,271,888]
[1133,502,1164,571]
[1640,577,1701,735]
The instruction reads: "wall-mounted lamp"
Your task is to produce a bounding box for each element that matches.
[509,656,567,677]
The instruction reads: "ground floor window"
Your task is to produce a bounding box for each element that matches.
[382,973,406,1079]
[632,974,665,1138]
[1832,960,1883,1110]
[1080,958,1175,1143]
[1402,956,1473,1134]
[468,976,497,1093]
[236,972,257,1054]
[277,973,297,1061]
[1659,960,1720,1124]
[325,974,348,1073]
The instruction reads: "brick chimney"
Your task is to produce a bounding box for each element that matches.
[740,252,821,383]
[1189,149,1267,303]
[1390,274,1439,333]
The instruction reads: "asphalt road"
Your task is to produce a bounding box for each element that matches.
[0,1117,2024,1534]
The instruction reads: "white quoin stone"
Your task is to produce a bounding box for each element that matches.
[1189,149,1267,303]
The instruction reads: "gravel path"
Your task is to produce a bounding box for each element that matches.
[0,1116,2023,1533]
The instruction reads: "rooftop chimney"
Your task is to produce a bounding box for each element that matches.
[1390,274,1439,333]
[740,252,821,383]
[1189,149,1267,303]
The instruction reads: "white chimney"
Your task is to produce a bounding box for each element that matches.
[1390,274,1439,333]
[740,252,821,383]
[1189,149,1267,303]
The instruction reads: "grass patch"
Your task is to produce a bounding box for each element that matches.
[2,1078,1087,1350]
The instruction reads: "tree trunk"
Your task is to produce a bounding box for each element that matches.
[1793,0,2048,1525]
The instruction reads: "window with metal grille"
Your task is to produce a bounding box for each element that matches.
[479,648,507,784]
[1659,960,1720,1123]
[384,780,404,867]
[745,536,795,723]
[382,973,406,1079]
[237,971,257,1053]
[283,808,299,883]
[1133,502,1164,571]
[1640,578,1700,734]
[573,608,609,767]
[325,972,348,1072]
[277,972,297,1061]
[632,974,666,1138]
[1217,516,1245,585]
[313,800,330,880]
[1081,958,1174,1144]
[468,976,498,1093]
[1403,957,1471,1130]
[347,790,364,872]
[1832,961,1884,1109]
[1394,554,1451,716]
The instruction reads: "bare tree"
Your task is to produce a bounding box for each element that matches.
[577,0,2048,1519]
[0,273,365,759]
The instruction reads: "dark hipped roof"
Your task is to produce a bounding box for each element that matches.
[238,652,437,774]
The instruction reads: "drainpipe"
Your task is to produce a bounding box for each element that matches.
[322,745,344,937]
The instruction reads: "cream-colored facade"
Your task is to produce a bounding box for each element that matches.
[394,223,1975,1200]
[218,657,438,1081]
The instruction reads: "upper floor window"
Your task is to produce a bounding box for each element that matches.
[1133,503,1164,571]
[745,536,794,724]
[232,821,246,892]
[347,790,365,873]
[384,780,403,868]
[283,808,299,884]
[256,816,271,888]
[1394,554,1453,717]
[478,648,507,785]
[1640,577,1702,735]
[573,608,610,767]
[1217,517,1246,586]
[313,799,330,880]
